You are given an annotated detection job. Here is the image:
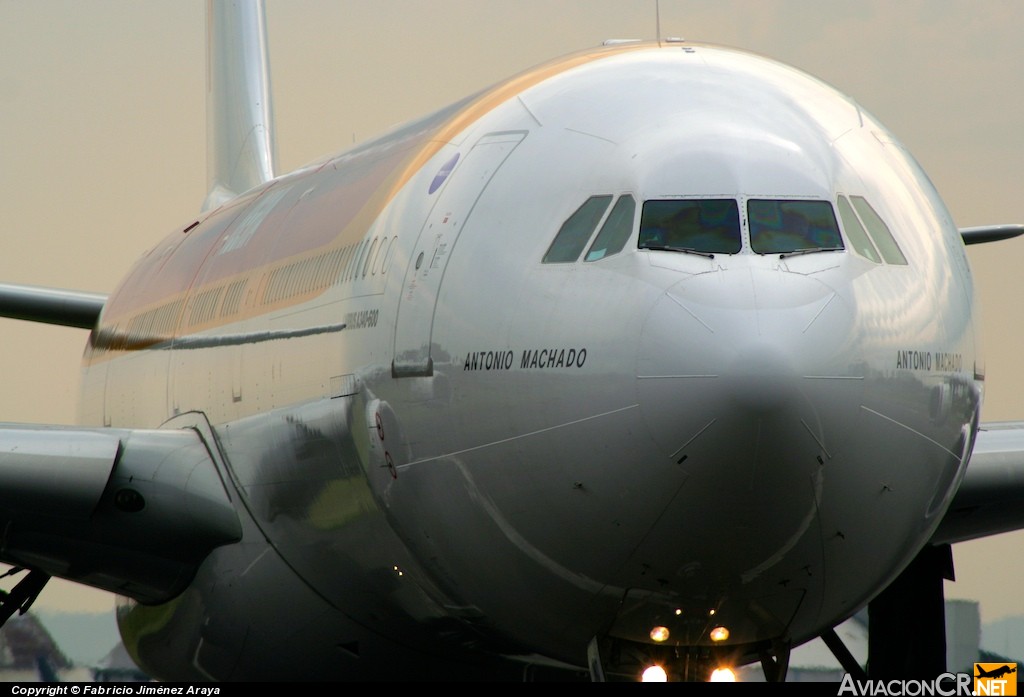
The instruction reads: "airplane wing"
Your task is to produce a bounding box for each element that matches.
[931,421,1024,545]
[960,224,1024,245]
[0,282,106,329]
[0,418,241,616]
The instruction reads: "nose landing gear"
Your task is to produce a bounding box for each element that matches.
[587,634,790,682]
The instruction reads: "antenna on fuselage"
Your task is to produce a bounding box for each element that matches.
[656,0,662,45]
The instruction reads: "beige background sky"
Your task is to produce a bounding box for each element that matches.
[0,0,1022,629]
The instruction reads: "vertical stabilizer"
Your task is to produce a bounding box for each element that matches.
[203,0,277,212]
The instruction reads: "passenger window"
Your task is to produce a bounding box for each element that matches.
[639,199,741,255]
[837,196,881,263]
[748,200,843,255]
[850,196,908,265]
[585,195,636,261]
[543,195,613,263]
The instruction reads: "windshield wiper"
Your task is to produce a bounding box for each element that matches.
[778,246,844,259]
[640,244,716,258]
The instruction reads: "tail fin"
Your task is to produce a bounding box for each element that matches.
[202,0,277,212]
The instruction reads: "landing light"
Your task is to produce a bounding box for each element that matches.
[709,626,729,642]
[642,665,668,682]
[649,626,670,642]
[710,667,736,682]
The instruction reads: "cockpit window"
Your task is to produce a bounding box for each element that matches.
[543,195,612,263]
[748,199,843,255]
[837,195,882,263]
[639,199,741,255]
[850,196,908,265]
[585,195,636,261]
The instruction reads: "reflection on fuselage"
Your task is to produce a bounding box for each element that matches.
[93,41,980,680]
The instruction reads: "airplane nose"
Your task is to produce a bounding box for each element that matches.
[626,264,862,640]
[637,264,860,459]
[721,339,797,413]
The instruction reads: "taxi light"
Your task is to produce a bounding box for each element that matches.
[642,665,668,682]
[710,667,736,682]
[649,626,670,642]
[709,625,729,642]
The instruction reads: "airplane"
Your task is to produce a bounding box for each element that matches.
[0,0,1023,684]
[975,665,1017,680]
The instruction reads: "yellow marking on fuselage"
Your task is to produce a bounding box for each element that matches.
[376,42,652,205]
[87,42,654,365]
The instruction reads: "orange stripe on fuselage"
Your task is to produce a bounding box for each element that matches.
[376,41,652,207]
[89,42,652,362]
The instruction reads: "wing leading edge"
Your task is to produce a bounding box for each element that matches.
[960,224,1024,245]
[0,417,240,605]
[932,421,1024,545]
[0,282,106,329]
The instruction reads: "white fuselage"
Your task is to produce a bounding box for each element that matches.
[80,42,980,680]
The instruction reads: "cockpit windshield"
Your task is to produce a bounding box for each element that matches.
[748,199,843,255]
[639,199,742,255]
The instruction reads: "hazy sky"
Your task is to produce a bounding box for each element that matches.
[0,0,1022,634]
